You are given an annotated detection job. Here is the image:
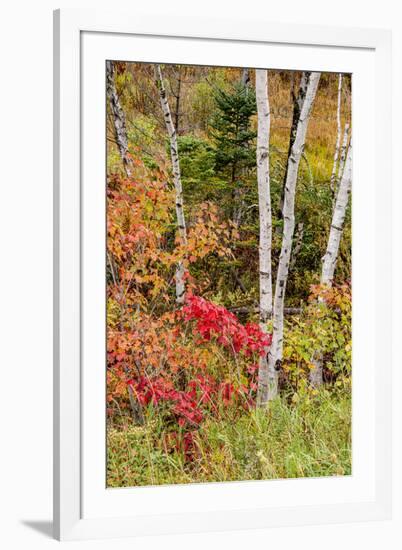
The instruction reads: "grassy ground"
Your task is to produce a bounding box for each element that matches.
[107,386,351,487]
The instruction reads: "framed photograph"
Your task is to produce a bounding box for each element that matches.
[53,8,392,541]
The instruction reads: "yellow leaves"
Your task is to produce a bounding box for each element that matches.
[180,202,233,264]
[282,283,351,385]
[256,450,270,466]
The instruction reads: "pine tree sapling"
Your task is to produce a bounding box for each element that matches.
[210,82,257,225]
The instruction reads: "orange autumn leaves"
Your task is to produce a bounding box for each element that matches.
[107,163,235,312]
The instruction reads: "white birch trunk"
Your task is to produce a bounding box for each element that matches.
[337,123,350,184]
[289,222,304,271]
[321,142,352,285]
[330,74,343,199]
[155,65,187,305]
[309,353,324,388]
[277,72,310,225]
[255,69,273,406]
[264,72,321,403]
[309,141,352,387]
[241,68,250,89]
[106,61,132,177]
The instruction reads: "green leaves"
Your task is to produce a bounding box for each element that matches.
[283,283,352,384]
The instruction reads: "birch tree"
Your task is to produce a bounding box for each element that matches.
[321,142,352,285]
[154,65,187,305]
[289,222,304,271]
[264,72,321,403]
[309,142,352,387]
[169,66,183,135]
[329,74,343,199]
[277,72,310,223]
[106,61,132,177]
[255,69,273,406]
[337,123,350,185]
[241,68,250,89]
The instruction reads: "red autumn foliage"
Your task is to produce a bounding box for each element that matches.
[127,375,204,427]
[108,295,272,453]
[182,295,271,356]
[163,430,198,461]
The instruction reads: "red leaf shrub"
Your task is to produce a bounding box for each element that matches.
[182,295,271,356]
[109,294,272,460]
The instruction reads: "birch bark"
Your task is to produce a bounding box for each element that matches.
[106,61,132,177]
[264,72,321,403]
[337,123,350,185]
[289,222,304,271]
[255,69,273,406]
[277,72,310,223]
[155,65,187,305]
[321,142,352,285]
[309,142,352,387]
[241,68,250,89]
[172,66,183,135]
[330,74,343,200]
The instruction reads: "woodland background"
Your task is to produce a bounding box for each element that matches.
[106,63,352,487]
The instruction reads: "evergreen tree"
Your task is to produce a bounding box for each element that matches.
[210,82,256,179]
[209,83,257,226]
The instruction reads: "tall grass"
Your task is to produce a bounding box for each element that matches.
[107,385,351,487]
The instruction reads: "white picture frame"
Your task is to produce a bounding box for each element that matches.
[53,8,392,541]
